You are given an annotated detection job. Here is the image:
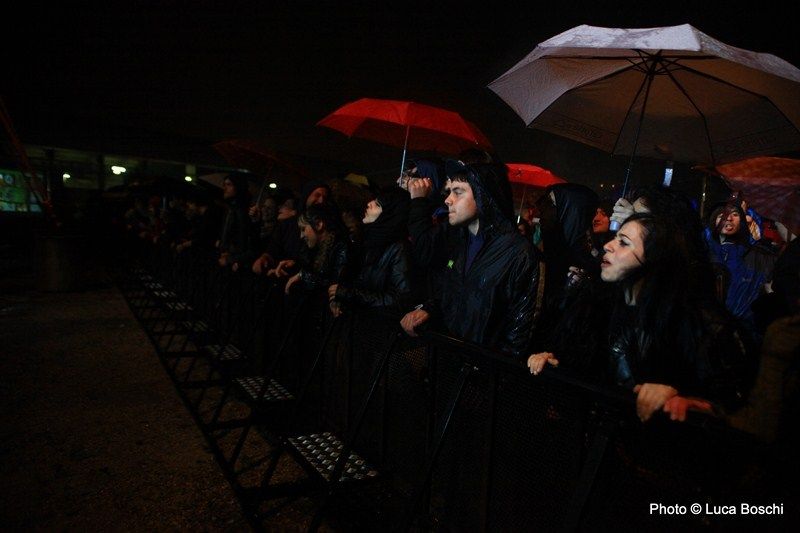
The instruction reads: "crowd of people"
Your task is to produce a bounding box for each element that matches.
[122,150,799,435]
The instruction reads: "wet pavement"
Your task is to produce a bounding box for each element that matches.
[0,271,251,530]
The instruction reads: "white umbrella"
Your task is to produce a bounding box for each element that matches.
[489,24,800,187]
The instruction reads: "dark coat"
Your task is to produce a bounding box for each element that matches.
[336,240,413,312]
[219,199,254,263]
[298,237,351,292]
[408,165,540,359]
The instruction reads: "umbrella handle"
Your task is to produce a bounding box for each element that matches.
[399,123,411,178]
[517,184,527,224]
[618,58,659,207]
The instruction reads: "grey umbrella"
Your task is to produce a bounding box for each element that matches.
[489,24,800,199]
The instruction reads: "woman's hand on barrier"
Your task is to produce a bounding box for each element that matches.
[252,254,268,274]
[633,383,679,422]
[662,395,713,422]
[400,309,430,337]
[328,284,338,301]
[527,352,559,375]
[284,273,301,294]
[231,262,239,272]
[274,259,296,277]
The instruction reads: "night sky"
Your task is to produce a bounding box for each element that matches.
[7,2,799,185]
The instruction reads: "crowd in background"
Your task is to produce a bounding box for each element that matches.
[122,149,799,440]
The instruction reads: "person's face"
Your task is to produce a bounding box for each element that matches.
[223,178,236,200]
[277,200,296,221]
[601,220,646,282]
[363,199,383,224]
[524,205,538,224]
[300,222,320,249]
[716,209,742,236]
[305,187,328,207]
[592,207,610,233]
[443,178,478,227]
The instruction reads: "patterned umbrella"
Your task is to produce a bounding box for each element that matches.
[714,156,800,235]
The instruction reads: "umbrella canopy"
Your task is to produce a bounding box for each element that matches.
[489,24,800,166]
[213,139,310,179]
[713,156,800,235]
[505,163,566,223]
[506,163,566,188]
[317,98,493,173]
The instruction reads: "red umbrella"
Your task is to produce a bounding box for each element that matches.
[506,163,566,222]
[317,98,492,174]
[713,156,800,235]
[506,163,565,188]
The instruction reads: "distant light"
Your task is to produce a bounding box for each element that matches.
[111,166,127,175]
[62,173,71,179]
[268,182,277,189]
[600,183,605,188]
[184,176,193,182]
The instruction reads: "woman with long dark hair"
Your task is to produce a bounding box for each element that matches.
[528,213,752,422]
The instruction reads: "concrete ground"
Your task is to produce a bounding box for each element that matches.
[0,269,253,530]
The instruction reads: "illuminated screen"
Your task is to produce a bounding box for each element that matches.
[0,169,41,213]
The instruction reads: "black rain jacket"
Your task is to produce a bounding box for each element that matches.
[409,164,540,358]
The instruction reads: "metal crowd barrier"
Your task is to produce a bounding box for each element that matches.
[112,234,794,531]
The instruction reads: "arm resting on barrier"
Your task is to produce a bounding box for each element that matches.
[633,383,679,422]
[401,308,430,337]
[528,352,559,375]
[662,395,714,422]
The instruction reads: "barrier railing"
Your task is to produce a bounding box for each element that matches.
[114,235,792,531]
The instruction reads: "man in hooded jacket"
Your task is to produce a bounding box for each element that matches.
[400,162,540,359]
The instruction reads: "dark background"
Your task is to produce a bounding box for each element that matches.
[6,1,799,191]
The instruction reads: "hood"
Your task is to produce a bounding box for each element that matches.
[708,202,750,244]
[461,163,515,236]
[363,186,410,249]
[541,183,598,271]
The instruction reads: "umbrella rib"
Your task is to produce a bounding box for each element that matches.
[609,54,655,156]
[661,57,800,139]
[661,66,716,164]
[525,58,650,131]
